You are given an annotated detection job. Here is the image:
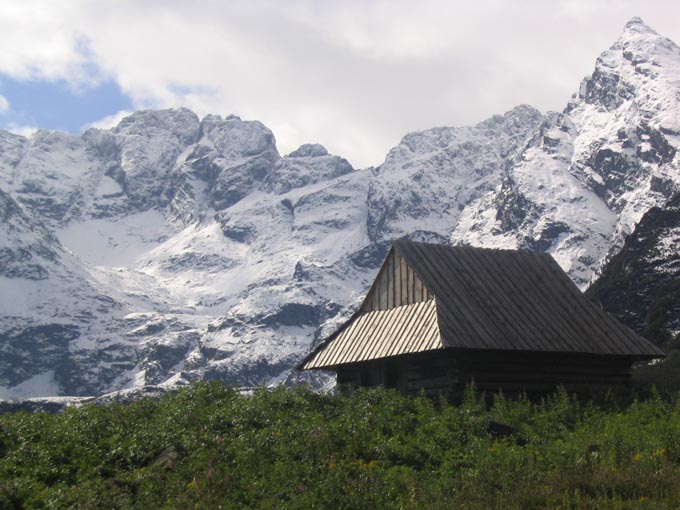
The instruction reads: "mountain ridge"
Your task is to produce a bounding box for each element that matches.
[1,17,679,398]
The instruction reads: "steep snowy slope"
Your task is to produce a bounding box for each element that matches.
[1,17,679,397]
[0,187,125,397]
[368,105,544,243]
[454,17,680,287]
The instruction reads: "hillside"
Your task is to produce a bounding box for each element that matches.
[1,384,680,509]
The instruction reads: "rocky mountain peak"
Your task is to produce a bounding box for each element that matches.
[487,104,543,125]
[614,16,679,64]
[114,108,200,144]
[621,17,658,38]
[263,144,353,194]
[287,144,329,158]
[577,17,680,113]
[197,114,278,161]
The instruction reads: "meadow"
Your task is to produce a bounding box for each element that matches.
[1,383,680,509]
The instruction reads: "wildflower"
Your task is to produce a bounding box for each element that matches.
[652,448,666,458]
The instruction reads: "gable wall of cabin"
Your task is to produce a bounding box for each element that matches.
[336,350,636,399]
[362,249,432,312]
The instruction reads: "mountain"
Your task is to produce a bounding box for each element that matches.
[1,17,679,398]
[454,17,680,287]
[588,192,680,348]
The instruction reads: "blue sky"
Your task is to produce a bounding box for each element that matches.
[0,74,132,134]
[1,1,679,167]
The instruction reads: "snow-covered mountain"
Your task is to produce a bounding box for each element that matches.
[454,17,680,287]
[1,17,679,398]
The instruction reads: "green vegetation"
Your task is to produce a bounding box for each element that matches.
[2,384,680,509]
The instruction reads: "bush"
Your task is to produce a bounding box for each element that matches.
[1,383,680,509]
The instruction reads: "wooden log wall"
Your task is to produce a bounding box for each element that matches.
[362,248,432,312]
[336,349,636,399]
[401,355,459,397]
[337,368,362,387]
[337,353,459,397]
[458,351,633,398]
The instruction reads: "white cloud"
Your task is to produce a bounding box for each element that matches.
[0,0,100,85]
[6,124,38,138]
[1,1,680,167]
[0,95,8,113]
[84,109,133,130]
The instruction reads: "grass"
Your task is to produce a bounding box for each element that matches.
[1,383,680,509]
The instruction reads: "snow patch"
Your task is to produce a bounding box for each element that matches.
[58,210,178,267]
[0,371,58,399]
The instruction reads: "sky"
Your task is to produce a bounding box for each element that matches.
[0,1,679,168]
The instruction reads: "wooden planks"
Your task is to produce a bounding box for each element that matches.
[361,248,433,312]
[391,349,634,396]
[300,299,443,369]
[394,240,663,358]
[334,346,636,398]
[299,240,662,380]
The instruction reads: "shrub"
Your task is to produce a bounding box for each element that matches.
[1,383,679,509]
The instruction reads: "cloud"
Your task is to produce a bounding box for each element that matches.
[0,1,100,85]
[1,1,679,167]
[0,95,8,113]
[84,109,133,130]
[6,123,38,138]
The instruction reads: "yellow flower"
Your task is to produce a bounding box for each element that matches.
[652,448,666,458]
[632,453,643,463]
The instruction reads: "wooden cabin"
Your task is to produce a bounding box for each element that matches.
[298,241,664,398]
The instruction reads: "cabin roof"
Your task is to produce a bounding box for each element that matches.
[299,240,664,370]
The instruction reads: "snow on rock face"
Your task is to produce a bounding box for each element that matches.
[263,144,353,194]
[0,108,368,395]
[454,17,680,288]
[111,108,201,211]
[0,188,61,280]
[1,18,680,397]
[368,105,545,243]
[569,18,680,233]
[0,186,131,394]
[581,17,680,114]
[8,130,101,224]
[198,114,279,211]
[168,114,280,222]
[0,131,27,188]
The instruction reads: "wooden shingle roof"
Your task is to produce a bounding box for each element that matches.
[299,241,664,370]
[303,299,441,369]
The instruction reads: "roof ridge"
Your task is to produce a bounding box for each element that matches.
[392,239,551,256]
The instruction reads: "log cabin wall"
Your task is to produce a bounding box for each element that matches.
[453,351,635,400]
[336,350,636,399]
[336,352,459,396]
[361,249,432,312]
